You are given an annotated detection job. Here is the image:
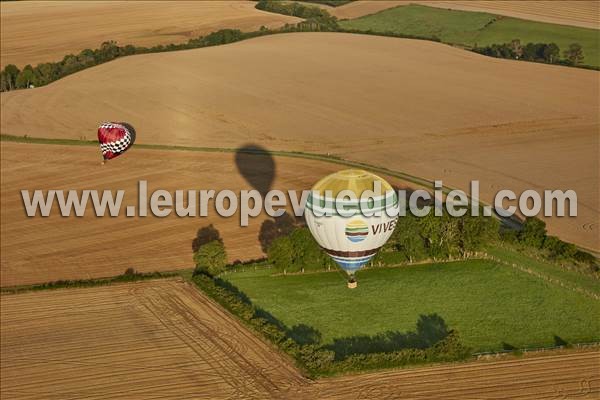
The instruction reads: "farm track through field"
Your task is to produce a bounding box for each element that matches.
[1,279,599,399]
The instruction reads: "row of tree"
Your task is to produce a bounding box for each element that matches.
[301,0,353,6]
[502,217,597,269]
[474,40,585,66]
[0,29,262,92]
[255,0,339,29]
[381,211,499,263]
[261,208,500,275]
[3,1,593,92]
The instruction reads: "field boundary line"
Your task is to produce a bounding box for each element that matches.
[6,133,600,258]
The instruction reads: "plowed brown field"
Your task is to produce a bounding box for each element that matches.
[2,33,598,252]
[1,279,599,399]
[0,0,300,68]
[326,0,599,28]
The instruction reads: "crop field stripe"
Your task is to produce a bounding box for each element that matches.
[2,279,599,398]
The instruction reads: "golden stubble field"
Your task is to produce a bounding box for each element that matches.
[2,33,598,252]
[0,0,300,68]
[0,141,416,287]
[3,0,596,68]
[321,0,599,28]
[1,279,599,399]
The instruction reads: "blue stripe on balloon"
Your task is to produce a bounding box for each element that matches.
[330,254,375,273]
[347,236,366,243]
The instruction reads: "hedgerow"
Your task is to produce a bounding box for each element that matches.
[192,271,471,376]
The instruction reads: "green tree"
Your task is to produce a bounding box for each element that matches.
[15,65,37,88]
[519,217,547,248]
[388,214,426,262]
[268,236,293,275]
[563,43,584,65]
[418,212,444,258]
[418,211,461,259]
[543,43,560,63]
[258,213,296,253]
[543,236,577,260]
[459,214,499,255]
[3,64,20,90]
[193,240,227,276]
[34,62,60,85]
[510,39,523,59]
[0,71,9,92]
[289,228,330,272]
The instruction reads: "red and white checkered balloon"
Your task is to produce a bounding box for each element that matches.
[97,122,136,161]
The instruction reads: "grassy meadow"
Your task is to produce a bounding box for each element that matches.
[224,258,600,352]
[339,4,599,67]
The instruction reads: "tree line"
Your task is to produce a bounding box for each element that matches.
[191,211,597,279]
[301,0,353,6]
[262,209,500,275]
[501,217,598,272]
[473,40,586,66]
[255,0,339,29]
[4,2,594,92]
[0,29,263,92]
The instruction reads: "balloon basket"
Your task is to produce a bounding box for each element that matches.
[347,281,358,289]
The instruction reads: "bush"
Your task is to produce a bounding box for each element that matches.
[193,240,227,276]
[519,217,547,249]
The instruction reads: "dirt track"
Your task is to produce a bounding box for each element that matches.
[1,279,599,399]
[2,33,598,252]
[0,141,415,287]
[0,0,300,68]
[326,1,600,28]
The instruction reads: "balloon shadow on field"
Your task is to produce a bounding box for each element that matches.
[235,144,276,199]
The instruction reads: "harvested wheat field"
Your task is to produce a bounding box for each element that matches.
[0,141,414,287]
[313,350,600,399]
[1,279,599,399]
[2,33,598,251]
[0,0,300,68]
[0,279,309,399]
[326,0,599,28]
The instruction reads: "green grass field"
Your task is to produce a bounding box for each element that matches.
[339,4,599,68]
[224,258,600,352]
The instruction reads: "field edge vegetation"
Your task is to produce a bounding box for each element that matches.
[2,1,597,91]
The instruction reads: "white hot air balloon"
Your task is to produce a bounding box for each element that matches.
[305,170,398,288]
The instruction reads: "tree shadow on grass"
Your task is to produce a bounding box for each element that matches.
[192,224,223,253]
[324,313,450,360]
[258,212,298,253]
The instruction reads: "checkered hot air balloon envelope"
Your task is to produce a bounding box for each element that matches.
[97,122,136,161]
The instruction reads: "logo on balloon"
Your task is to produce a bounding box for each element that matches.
[345,219,369,243]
